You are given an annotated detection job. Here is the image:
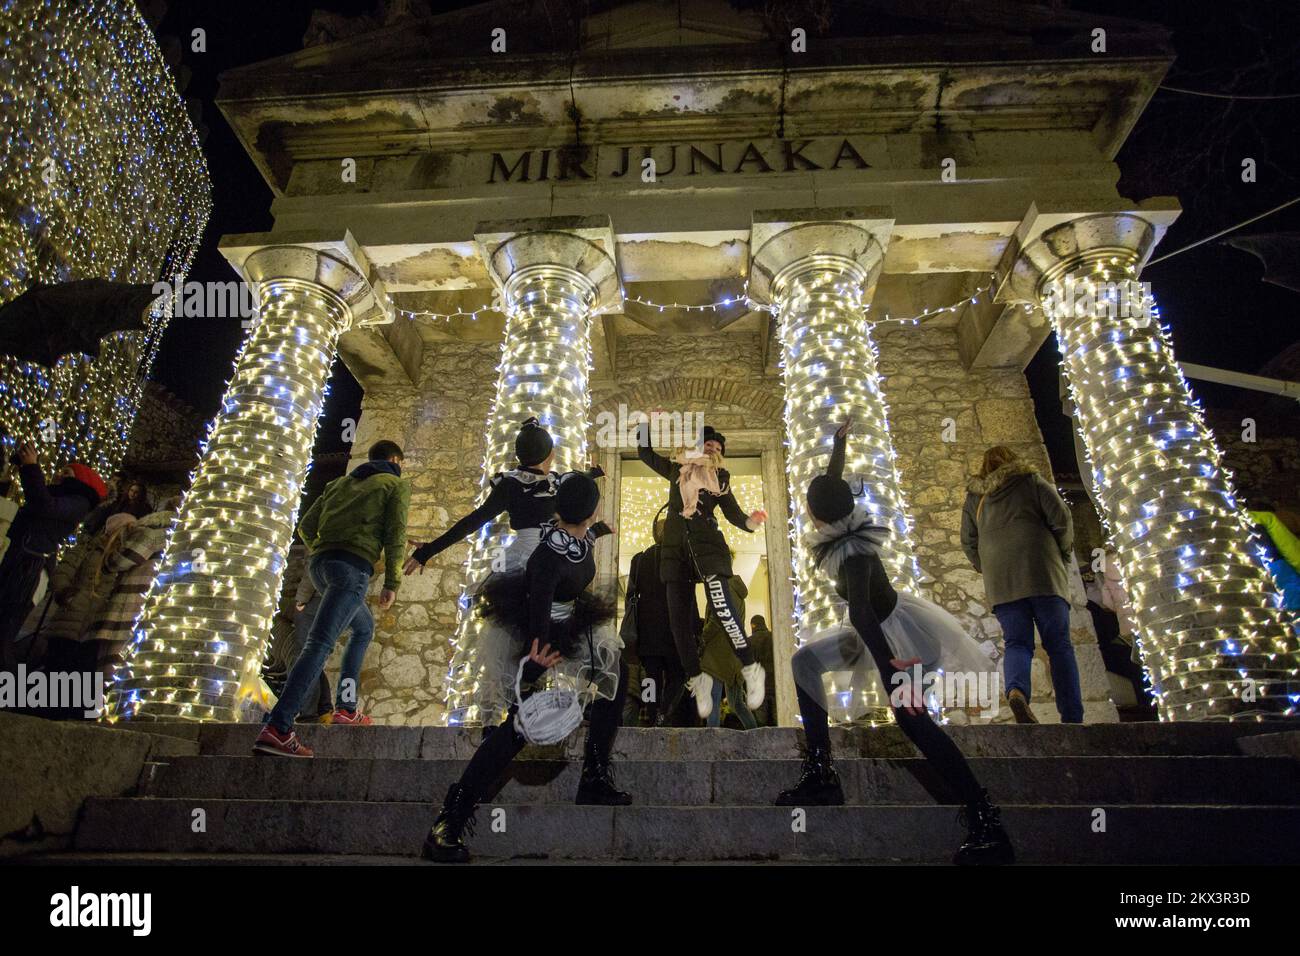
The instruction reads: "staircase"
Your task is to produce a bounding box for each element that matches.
[48,722,1300,864]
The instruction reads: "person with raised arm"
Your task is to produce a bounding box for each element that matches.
[404,417,605,579]
[777,416,1012,866]
[636,418,767,721]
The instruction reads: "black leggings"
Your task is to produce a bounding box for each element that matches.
[794,645,985,806]
[459,660,629,801]
[665,575,754,675]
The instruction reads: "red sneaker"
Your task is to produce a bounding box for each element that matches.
[253,725,315,757]
[330,708,372,726]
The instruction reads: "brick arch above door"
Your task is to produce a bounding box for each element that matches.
[590,376,784,432]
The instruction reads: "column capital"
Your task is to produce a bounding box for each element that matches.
[226,241,394,331]
[1000,203,1180,302]
[748,207,894,306]
[475,215,622,312]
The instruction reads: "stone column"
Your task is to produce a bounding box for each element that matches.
[443,220,620,725]
[108,247,390,722]
[1008,212,1299,721]
[751,213,921,723]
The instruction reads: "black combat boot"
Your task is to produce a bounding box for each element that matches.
[421,782,478,863]
[953,789,1014,865]
[774,746,845,806]
[575,742,633,806]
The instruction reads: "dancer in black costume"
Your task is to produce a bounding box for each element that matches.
[635,420,767,720]
[404,417,605,576]
[777,416,1014,866]
[422,472,628,863]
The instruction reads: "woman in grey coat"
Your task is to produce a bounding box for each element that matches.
[960,446,1083,723]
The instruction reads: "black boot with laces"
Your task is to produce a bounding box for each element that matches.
[575,744,633,805]
[422,782,478,863]
[774,746,845,806]
[953,789,1014,865]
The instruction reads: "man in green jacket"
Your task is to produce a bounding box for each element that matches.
[255,440,410,757]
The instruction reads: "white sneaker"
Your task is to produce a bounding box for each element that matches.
[742,662,766,711]
[687,673,714,720]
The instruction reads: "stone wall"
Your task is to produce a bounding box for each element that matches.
[876,320,1116,722]
[591,331,783,432]
[122,380,206,496]
[331,339,500,726]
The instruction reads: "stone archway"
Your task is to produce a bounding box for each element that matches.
[591,376,784,432]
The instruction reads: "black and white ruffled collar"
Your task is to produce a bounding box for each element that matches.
[502,467,558,493]
[807,504,890,577]
[540,519,592,563]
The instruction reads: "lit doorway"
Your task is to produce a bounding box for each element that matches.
[614,456,772,725]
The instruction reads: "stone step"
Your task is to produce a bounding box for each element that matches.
[138,755,1300,807]
[73,799,1300,863]
[114,721,1290,760]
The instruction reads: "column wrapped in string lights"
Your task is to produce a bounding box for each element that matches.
[0,0,209,476]
[107,247,391,722]
[443,225,620,725]
[1008,213,1299,721]
[751,217,922,722]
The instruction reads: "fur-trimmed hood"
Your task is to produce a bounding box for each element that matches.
[967,459,1039,496]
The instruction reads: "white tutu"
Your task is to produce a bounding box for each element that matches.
[793,591,998,719]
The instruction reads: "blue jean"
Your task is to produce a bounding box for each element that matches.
[993,594,1084,723]
[705,677,758,729]
[268,551,375,732]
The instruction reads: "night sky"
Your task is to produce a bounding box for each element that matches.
[150,0,1299,468]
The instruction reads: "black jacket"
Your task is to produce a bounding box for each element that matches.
[4,464,96,558]
[636,426,754,581]
[627,544,680,658]
[413,465,604,565]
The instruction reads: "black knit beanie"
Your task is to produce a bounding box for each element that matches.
[515,417,554,467]
[556,472,600,524]
[807,474,855,523]
[702,425,726,455]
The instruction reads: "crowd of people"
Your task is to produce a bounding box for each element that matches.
[0,442,179,710]
[9,406,1297,866]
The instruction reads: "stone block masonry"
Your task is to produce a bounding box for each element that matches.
[338,340,501,726]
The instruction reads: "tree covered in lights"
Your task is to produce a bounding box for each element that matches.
[0,0,210,481]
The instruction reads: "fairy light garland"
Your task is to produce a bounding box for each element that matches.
[396,277,996,328]
[1042,253,1299,721]
[765,252,924,725]
[107,279,350,721]
[617,475,765,561]
[0,0,209,480]
[442,264,600,725]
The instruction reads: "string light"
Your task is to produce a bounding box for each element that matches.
[396,278,996,328]
[753,235,925,726]
[0,0,209,480]
[617,475,764,559]
[1020,216,1300,721]
[106,249,389,722]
